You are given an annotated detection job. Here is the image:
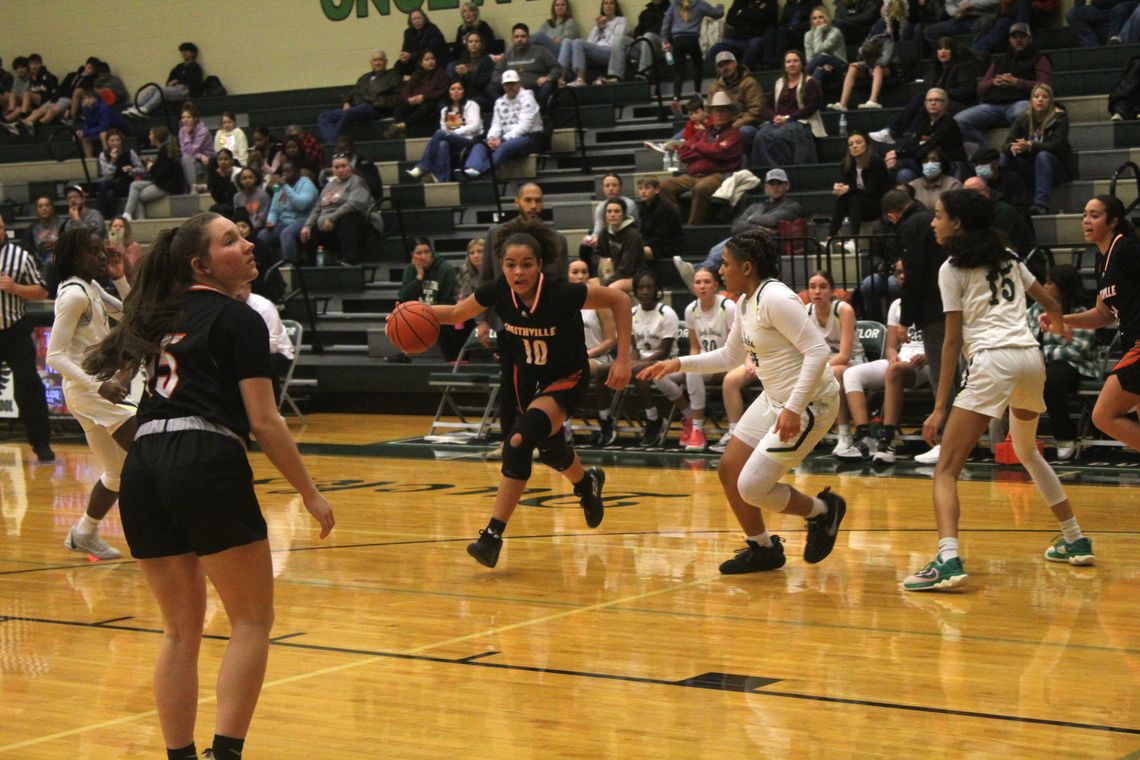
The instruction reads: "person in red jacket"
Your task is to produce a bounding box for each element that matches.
[659,91,742,225]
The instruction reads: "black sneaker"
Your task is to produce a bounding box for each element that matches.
[803,487,846,564]
[466,529,503,568]
[589,417,617,447]
[719,536,786,574]
[33,445,55,463]
[872,443,897,466]
[575,466,606,528]
[639,418,663,448]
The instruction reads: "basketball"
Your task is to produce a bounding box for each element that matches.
[386,301,440,354]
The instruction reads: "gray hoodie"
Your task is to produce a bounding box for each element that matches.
[495,43,563,89]
[305,173,371,228]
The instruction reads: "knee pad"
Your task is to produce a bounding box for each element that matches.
[536,428,575,472]
[501,408,553,480]
[843,366,866,395]
[736,454,792,511]
[1010,415,1068,506]
[653,375,685,402]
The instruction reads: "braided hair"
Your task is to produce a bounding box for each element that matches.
[724,228,782,281]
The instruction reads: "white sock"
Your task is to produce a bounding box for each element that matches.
[76,514,101,535]
[838,423,851,438]
[1060,517,1083,543]
[598,409,610,420]
[747,531,773,547]
[937,537,960,562]
[645,408,659,421]
[727,423,736,433]
[680,407,692,418]
[807,497,827,518]
[692,416,705,431]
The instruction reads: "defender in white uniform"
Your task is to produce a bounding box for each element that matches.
[640,230,847,574]
[903,190,1094,592]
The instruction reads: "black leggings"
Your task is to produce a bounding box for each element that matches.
[671,35,704,97]
[1043,359,1082,441]
[829,193,882,237]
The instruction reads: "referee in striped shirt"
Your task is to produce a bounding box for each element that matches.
[0,215,54,462]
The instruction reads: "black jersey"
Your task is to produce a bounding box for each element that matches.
[137,286,272,439]
[1097,235,1140,349]
[474,274,589,381]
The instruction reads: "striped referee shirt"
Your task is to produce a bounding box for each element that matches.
[0,240,46,330]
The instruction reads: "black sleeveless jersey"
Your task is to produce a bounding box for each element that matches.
[474,274,589,381]
[137,286,272,439]
[1097,235,1140,349]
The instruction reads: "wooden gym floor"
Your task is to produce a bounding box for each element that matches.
[0,413,1137,758]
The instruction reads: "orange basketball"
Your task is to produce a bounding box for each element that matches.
[386,301,440,354]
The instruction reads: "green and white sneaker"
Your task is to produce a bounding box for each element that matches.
[1044,536,1095,566]
[901,556,967,591]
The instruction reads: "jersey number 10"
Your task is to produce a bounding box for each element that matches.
[521,338,548,365]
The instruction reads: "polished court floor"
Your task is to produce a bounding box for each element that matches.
[1,413,1138,758]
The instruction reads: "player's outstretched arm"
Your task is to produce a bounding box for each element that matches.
[636,357,682,381]
[584,284,632,389]
[430,294,485,326]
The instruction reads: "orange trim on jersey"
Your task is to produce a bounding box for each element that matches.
[1114,341,1140,372]
[511,272,545,314]
[541,370,583,394]
[513,365,523,412]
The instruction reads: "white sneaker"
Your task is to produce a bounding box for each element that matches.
[827,102,847,111]
[672,256,695,290]
[830,434,853,457]
[1055,441,1076,461]
[64,527,123,560]
[872,445,897,464]
[1111,113,1124,121]
[869,127,895,144]
[914,444,941,464]
[463,167,481,178]
[834,438,870,461]
[858,100,882,109]
[406,166,424,179]
[710,430,733,453]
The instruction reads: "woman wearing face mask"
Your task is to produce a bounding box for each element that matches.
[907,146,961,210]
[885,87,966,185]
[1000,83,1074,217]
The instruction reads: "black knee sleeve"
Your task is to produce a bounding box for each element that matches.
[501,408,553,480]
[537,427,575,472]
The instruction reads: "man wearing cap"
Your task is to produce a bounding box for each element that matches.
[922,0,1001,51]
[660,91,743,226]
[953,24,1051,145]
[1068,0,1136,47]
[492,23,562,104]
[62,185,106,240]
[316,51,401,145]
[708,51,771,157]
[463,70,544,178]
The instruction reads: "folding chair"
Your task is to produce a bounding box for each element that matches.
[427,332,500,440]
[279,320,307,421]
[856,320,888,362]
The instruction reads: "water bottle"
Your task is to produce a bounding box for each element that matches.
[664,46,674,66]
[838,113,847,138]
[662,150,672,171]
[315,245,327,267]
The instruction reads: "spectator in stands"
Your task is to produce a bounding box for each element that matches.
[450,31,496,108]
[453,237,485,348]
[397,237,461,359]
[1025,263,1098,460]
[636,176,683,262]
[534,0,581,56]
[661,0,724,99]
[21,197,65,275]
[106,216,144,276]
[907,146,962,209]
[16,57,93,132]
[884,87,966,184]
[1109,52,1140,120]
[803,270,865,456]
[672,168,802,287]
[753,50,823,167]
[395,10,448,77]
[259,161,318,264]
[833,0,879,49]
[1068,0,1136,47]
[274,136,318,183]
[407,81,484,183]
[709,0,777,73]
[326,135,382,201]
[385,50,448,139]
[963,175,1035,251]
[236,280,294,404]
[1117,3,1140,42]
[1,57,31,122]
[214,111,248,165]
[301,153,372,265]
[609,0,667,83]
[60,57,103,123]
[762,0,812,70]
[479,183,571,288]
[453,2,498,60]
[63,185,106,239]
[252,126,281,172]
[923,0,1000,50]
[828,130,890,238]
[560,0,631,87]
[4,54,58,135]
[954,24,1051,146]
[123,127,185,221]
[888,187,946,463]
[580,174,639,252]
[592,200,646,292]
[661,91,742,225]
[92,61,128,108]
[317,52,400,145]
[124,42,202,117]
[283,125,326,172]
[0,59,9,95]
[178,102,214,191]
[95,129,142,220]
[708,51,771,157]
[870,39,977,145]
[805,6,848,88]
[74,88,127,157]
[233,167,271,230]
[1000,83,1073,216]
[462,70,543,178]
[207,148,241,217]
[494,23,563,103]
[827,0,907,111]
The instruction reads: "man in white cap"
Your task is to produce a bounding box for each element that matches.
[708,51,770,157]
[659,90,742,225]
[462,69,543,178]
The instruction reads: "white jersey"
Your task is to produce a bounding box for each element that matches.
[684,295,736,353]
[246,291,294,360]
[680,278,837,414]
[807,299,865,363]
[632,303,679,359]
[47,276,128,396]
[938,258,1039,360]
[886,298,924,362]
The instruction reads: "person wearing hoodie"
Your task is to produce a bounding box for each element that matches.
[804,6,848,87]
[258,160,318,264]
[462,70,544,177]
[493,23,564,103]
[708,51,771,157]
[593,200,646,293]
[385,50,449,139]
[74,89,127,158]
[560,0,631,86]
[300,154,371,264]
[397,237,461,359]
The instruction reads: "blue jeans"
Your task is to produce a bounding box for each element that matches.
[531,32,561,57]
[1067,0,1137,46]
[954,100,1029,145]
[1121,3,1140,41]
[417,130,473,180]
[752,120,817,167]
[611,33,663,79]
[922,15,992,50]
[806,53,846,85]
[708,37,765,71]
[559,38,619,78]
[860,273,899,321]
[137,83,189,113]
[317,103,379,145]
[257,221,306,263]
[464,134,536,175]
[700,239,729,271]
[1002,150,1069,208]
